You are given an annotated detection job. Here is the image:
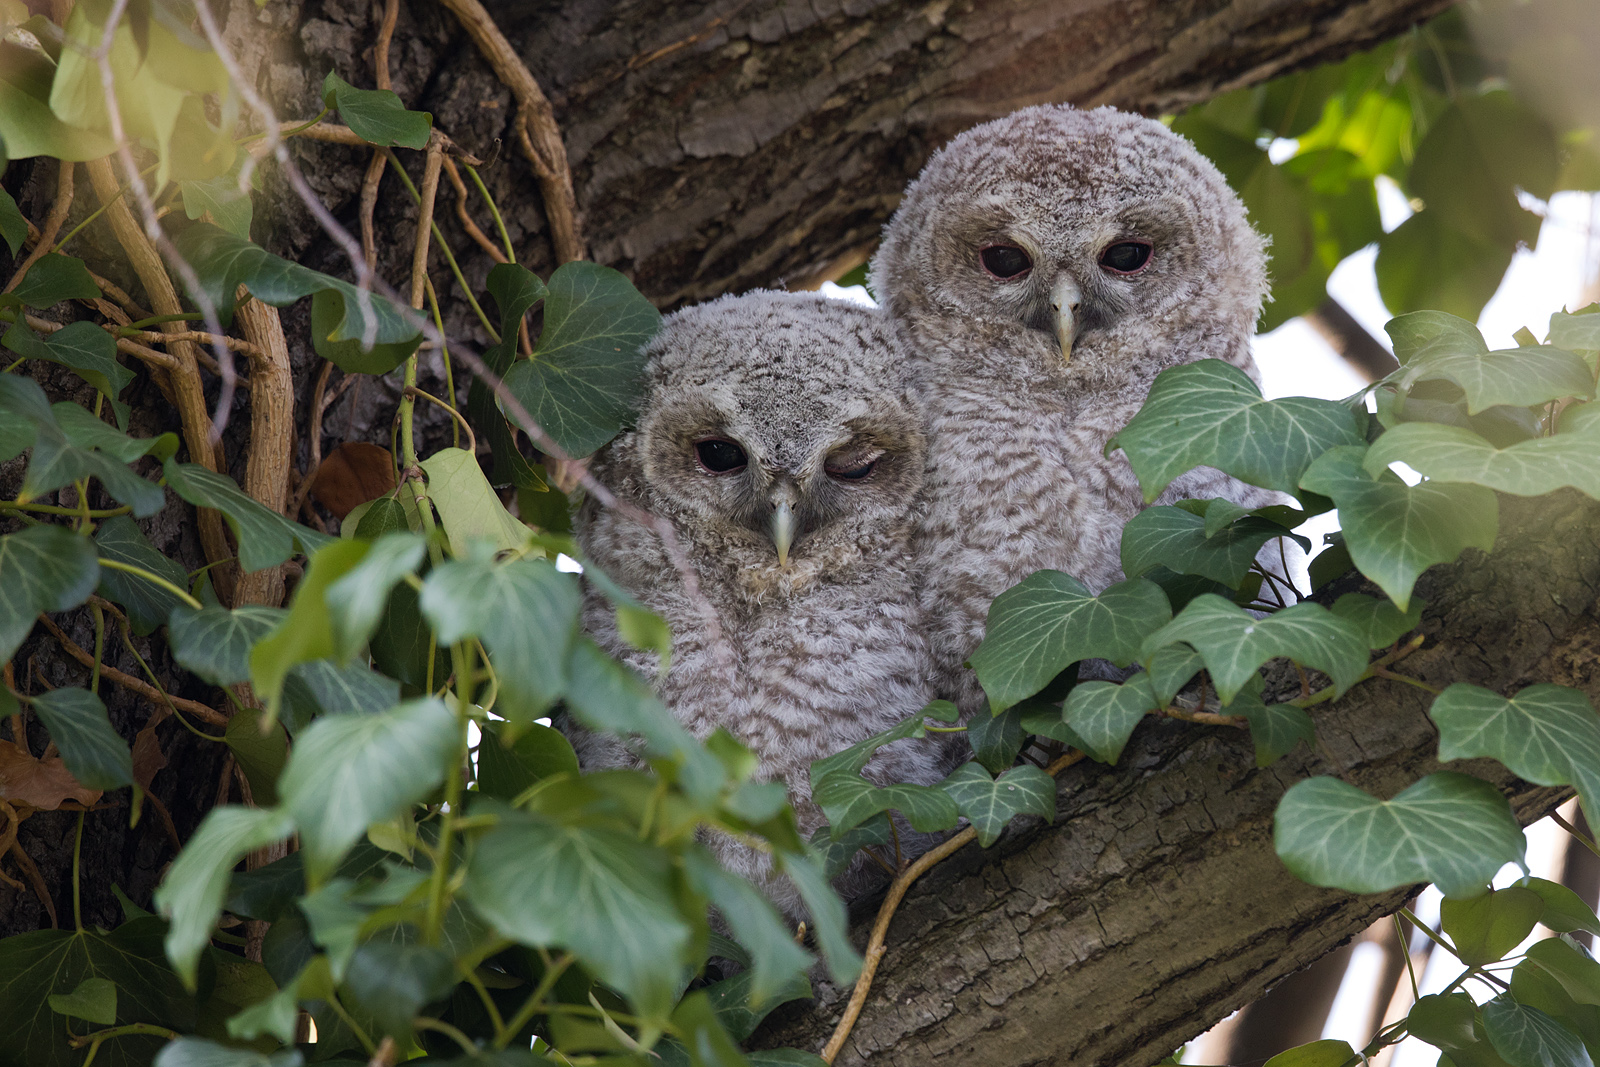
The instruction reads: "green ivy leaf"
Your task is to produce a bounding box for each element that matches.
[680,847,812,1009]
[340,939,455,1041]
[562,636,727,804]
[0,186,25,256]
[1273,771,1526,899]
[1482,993,1594,1067]
[1146,645,1204,708]
[772,850,860,985]
[966,705,1026,774]
[93,517,187,635]
[938,762,1055,847]
[280,659,400,733]
[0,375,167,515]
[155,805,295,988]
[1121,505,1307,589]
[418,447,532,556]
[685,968,812,1047]
[1440,886,1543,965]
[1377,211,1515,321]
[10,252,100,309]
[278,698,456,884]
[1400,344,1593,414]
[1430,683,1600,821]
[154,1037,305,1066]
[1550,308,1600,358]
[307,287,420,376]
[224,712,287,808]
[419,551,580,725]
[1262,1040,1359,1067]
[0,39,117,163]
[1230,682,1316,768]
[168,605,285,685]
[464,812,696,1028]
[172,223,421,366]
[1407,93,1559,245]
[813,769,960,835]
[30,687,132,791]
[0,523,99,663]
[321,532,427,662]
[1524,878,1600,938]
[179,172,254,240]
[47,975,117,1026]
[0,921,195,1067]
[476,721,580,801]
[969,573,1171,713]
[501,260,663,458]
[1386,311,1492,365]
[1329,592,1424,649]
[1140,595,1367,704]
[1106,359,1365,500]
[807,700,960,785]
[164,459,334,573]
[471,262,552,491]
[1061,676,1157,764]
[1406,992,1484,1055]
[808,814,893,880]
[321,71,431,149]
[249,539,371,716]
[2,320,135,428]
[1365,408,1600,501]
[1523,938,1600,1011]
[1300,445,1498,611]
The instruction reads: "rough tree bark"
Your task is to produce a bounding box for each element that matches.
[3,0,1512,1061]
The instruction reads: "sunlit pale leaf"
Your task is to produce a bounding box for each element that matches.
[1483,993,1594,1067]
[418,447,532,556]
[249,540,371,715]
[1274,772,1525,899]
[1364,406,1600,501]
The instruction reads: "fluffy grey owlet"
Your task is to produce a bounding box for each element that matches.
[566,289,945,918]
[869,104,1279,714]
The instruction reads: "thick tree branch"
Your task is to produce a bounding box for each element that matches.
[752,489,1600,1066]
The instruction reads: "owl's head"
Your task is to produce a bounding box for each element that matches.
[870,105,1268,394]
[618,291,925,585]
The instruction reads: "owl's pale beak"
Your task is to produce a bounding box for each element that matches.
[1051,275,1082,361]
[769,487,798,567]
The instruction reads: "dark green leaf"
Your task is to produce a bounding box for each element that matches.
[10,252,100,308]
[967,705,1026,774]
[476,721,580,800]
[154,805,296,988]
[1329,592,1424,649]
[164,459,334,573]
[340,939,455,1040]
[1262,1040,1359,1067]
[1273,771,1525,899]
[321,71,431,149]
[2,320,134,428]
[1308,540,1354,591]
[1430,683,1600,821]
[1062,676,1157,764]
[1232,687,1316,768]
[501,260,662,458]
[1440,886,1543,965]
[1408,992,1482,1053]
[420,552,580,725]
[281,660,400,730]
[807,700,958,784]
[463,812,696,1026]
[969,572,1171,712]
[938,762,1055,847]
[808,813,893,880]
[688,966,812,1045]
[1482,993,1594,1067]
[1408,94,1558,244]
[172,223,421,360]
[471,262,551,490]
[225,712,287,807]
[1524,937,1600,1010]
[0,523,99,662]
[364,576,446,692]
[1121,505,1306,589]
[94,516,187,634]
[681,847,812,1009]
[1376,210,1514,321]
[0,186,25,256]
[280,698,454,884]
[1140,595,1367,704]
[1300,445,1497,611]
[1393,342,1593,414]
[31,687,131,790]
[168,605,284,685]
[812,769,960,835]
[1106,359,1365,500]
[0,375,166,514]
[773,850,859,985]
[1146,645,1203,708]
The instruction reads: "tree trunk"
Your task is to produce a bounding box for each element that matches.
[749,489,1599,1066]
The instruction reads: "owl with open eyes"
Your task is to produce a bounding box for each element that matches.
[566,289,943,917]
[869,104,1280,714]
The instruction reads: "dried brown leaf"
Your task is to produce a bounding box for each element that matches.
[0,740,102,810]
[311,441,397,519]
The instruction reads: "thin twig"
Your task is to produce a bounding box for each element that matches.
[36,615,228,727]
[4,161,75,293]
[438,0,585,262]
[411,138,445,310]
[819,750,1084,1063]
[404,386,477,454]
[441,154,509,264]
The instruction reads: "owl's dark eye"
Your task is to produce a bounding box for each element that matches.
[825,455,878,481]
[1099,241,1153,275]
[694,438,747,474]
[979,244,1032,280]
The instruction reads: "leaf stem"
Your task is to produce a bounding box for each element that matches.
[1393,913,1419,1000]
[387,150,499,338]
[66,1022,177,1049]
[496,952,576,1048]
[1550,809,1600,859]
[415,1016,480,1055]
[0,500,133,519]
[464,161,516,263]
[1399,905,1460,961]
[95,558,204,610]
[72,808,85,932]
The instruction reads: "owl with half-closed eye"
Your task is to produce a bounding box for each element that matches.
[566,289,944,917]
[870,103,1282,716]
